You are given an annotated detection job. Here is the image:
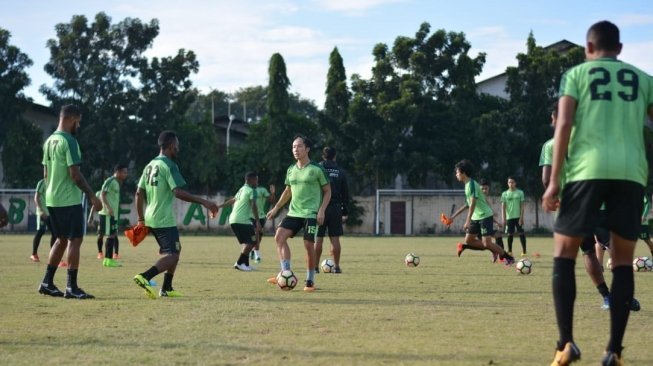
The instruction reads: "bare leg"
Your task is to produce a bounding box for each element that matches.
[330,236,341,267]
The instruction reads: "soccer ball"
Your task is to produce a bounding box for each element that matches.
[321,259,335,273]
[405,253,420,267]
[276,270,298,291]
[515,258,532,275]
[633,256,652,272]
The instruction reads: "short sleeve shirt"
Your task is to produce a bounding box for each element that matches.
[253,187,270,219]
[137,155,186,228]
[229,184,257,224]
[465,179,493,221]
[42,131,83,207]
[501,189,525,220]
[558,57,653,186]
[35,179,46,216]
[99,176,120,218]
[539,138,554,166]
[285,162,329,219]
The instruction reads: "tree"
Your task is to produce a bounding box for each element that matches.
[319,47,350,148]
[0,27,42,187]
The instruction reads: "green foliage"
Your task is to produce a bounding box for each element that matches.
[1,119,43,187]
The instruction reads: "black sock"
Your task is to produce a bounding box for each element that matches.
[33,229,45,255]
[496,236,504,250]
[237,253,248,265]
[114,237,119,254]
[552,257,576,348]
[607,265,633,357]
[162,273,174,291]
[43,264,57,285]
[141,266,160,281]
[67,268,78,290]
[507,236,513,252]
[520,235,527,253]
[597,282,610,298]
[97,236,103,253]
[105,237,115,259]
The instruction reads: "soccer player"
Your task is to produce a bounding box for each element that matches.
[501,177,527,256]
[540,103,640,313]
[479,180,505,252]
[266,135,331,292]
[542,21,653,366]
[133,130,219,299]
[250,182,276,263]
[31,178,56,262]
[98,164,128,267]
[315,146,350,274]
[225,172,261,271]
[87,190,105,259]
[638,195,653,257]
[449,160,514,265]
[38,104,103,299]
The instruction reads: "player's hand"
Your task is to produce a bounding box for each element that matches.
[91,196,103,212]
[440,213,453,226]
[463,219,470,231]
[317,209,325,226]
[205,201,219,219]
[542,183,561,212]
[266,207,277,220]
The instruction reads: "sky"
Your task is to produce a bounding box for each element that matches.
[2,0,653,110]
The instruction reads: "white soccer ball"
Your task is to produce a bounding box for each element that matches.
[405,253,420,267]
[644,256,653,271]
[516,258,532,275]
[276,270,298,291]
[321,258,335,273]
[633,256,651,272]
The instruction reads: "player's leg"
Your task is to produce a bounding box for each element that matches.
[63,205,94,299]
[231,223,255,271]
[31,217,46,261]
[253,218,264,262]
[134,227,181,298]
[330,236,342,272]
[580,236,610,309]
[506,219,516,255]
[302,218,318,291]
[314,236,324,273]
[517,224,527,255]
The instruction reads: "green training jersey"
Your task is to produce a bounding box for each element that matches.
[99,176,120,218]
[539,138,553,166]
[465,179,493,221]
[229,184,257,224]
[285,162,329,219]
[137,155,186,228]
[35,179,46,216]
[559,57,653,186]
[501,189,524,220]
[42,131,83,207]
[253,187,270,219]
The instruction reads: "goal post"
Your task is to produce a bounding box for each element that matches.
[374,189,465,236]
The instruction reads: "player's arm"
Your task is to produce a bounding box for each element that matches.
[541,164,551,189]
[543,96,576,212]
[519,200,524,226]
[135,187,146,224]
[501,201,507,226]
[450,204,469,220]
[267,185,291,220]
[34,189,48,219]
[250,199,261,231]
[69,165,102,211]
[221,197,236,207]
[174,188,219,218]
[317,183,331,226]
[87,205,96,225]
[465,197,476,229]
[101,189,113,217]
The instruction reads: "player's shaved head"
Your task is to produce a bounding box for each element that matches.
[587,21,621,52]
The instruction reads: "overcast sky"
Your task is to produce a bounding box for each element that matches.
[2,0,652,109]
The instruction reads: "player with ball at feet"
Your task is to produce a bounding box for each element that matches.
[266,135,331,292]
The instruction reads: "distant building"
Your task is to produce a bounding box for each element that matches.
[0,102,57,188]
[476,40,580,99]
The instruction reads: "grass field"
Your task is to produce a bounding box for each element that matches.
[1,234,652,365]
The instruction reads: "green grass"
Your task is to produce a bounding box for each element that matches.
[1,234,652,365]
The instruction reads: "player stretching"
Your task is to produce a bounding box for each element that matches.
[266,135,331,292]
[543,21,653,366]
[449,159,514,265]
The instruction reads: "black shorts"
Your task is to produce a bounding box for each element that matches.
[231,223,256,245]
[149,227,181,254]
[250,218,266,233]
[505,218,524,235]
[99,214,117,236]
[466,216,495,237]
[317,204,343,237]
[47,205,84,239]
[639,224,650,241]
[279,216,318,242]
[555,180,643,241]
